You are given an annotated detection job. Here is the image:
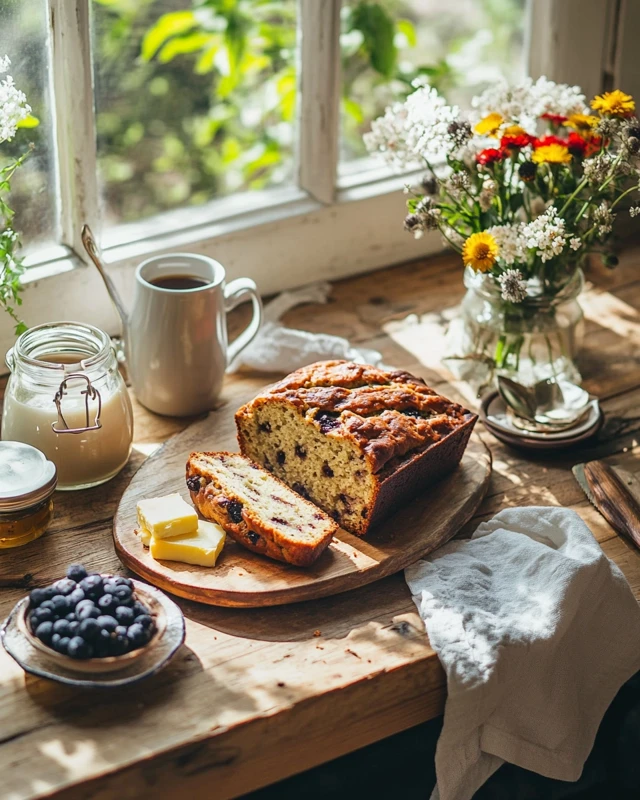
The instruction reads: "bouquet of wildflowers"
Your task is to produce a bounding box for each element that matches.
[365,78,640,383]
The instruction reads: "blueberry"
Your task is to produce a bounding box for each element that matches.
[66,564,88,582]
[67,636,93,659]
[65,612,77,622]
[102,582,118,596]
[115,624,128,638]
[112,576,133,589]
[132,601,148,617]
[186,475,202,492]
[29,588,49,608]
[53,635,70,655]
[53,578,77,596]
[53,619,72,638]
[127,623,150,649]
[76,601,100,620]
[29,607,53,628]
[78,617,100,641]
[79,574,104,600]
[68,587,85,607]
[98,594,117,612]
[134,614,154,631]
[51,595,70,616]
[93,629,113,658]
[35,621,54,645]
[115,606,135,626]
[109,634,129,656]
[39,600,55,614]
[68,621,80,637]
[316,411,341,433]
[96,615,118,633]
[50,633,61,649]
[113,585,133,605]
[227,501,244,524]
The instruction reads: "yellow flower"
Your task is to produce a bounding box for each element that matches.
[532,143,572,164]
[563,113,599,131]
[462,232,499,273]
[591,90,635,117]
[474,113,504,137]
[502,124,527,137]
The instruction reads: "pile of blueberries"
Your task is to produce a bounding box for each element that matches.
[27,564,156,659]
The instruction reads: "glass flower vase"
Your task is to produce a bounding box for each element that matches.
[445,267,585,391]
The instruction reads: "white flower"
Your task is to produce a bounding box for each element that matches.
[404,85,461,161]
[488,223,527,265]
[365,85,462,167]
[522,207,567,262]
[363,102,415,169]
[569,237,582,251]
[0,56,31,143]
[499,269,528,303]
[630,206,640,218]
[592,202,615,238]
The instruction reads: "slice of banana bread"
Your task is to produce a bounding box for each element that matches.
[186,451,338,567]
[235,360,477,536]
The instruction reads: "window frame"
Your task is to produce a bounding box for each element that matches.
[1,0,615,357]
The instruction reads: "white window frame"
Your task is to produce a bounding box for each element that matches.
[0,0,619,356]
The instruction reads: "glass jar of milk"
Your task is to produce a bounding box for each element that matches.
[2,322,134,490]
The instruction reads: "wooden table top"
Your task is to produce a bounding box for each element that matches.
[1,247,640,800]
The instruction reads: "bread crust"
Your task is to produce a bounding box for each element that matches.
[235,360,478,536]
[186,452,338,567]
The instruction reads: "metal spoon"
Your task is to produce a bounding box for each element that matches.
[497,375,590,429]
[497,376,538,421]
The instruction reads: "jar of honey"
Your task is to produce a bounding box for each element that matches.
[2,322,134,490]
[0,441,57,548]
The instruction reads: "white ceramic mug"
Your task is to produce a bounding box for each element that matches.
[126,253,262,417]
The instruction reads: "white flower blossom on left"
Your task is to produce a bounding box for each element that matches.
[522,207,567,262]
[0,56,31,143]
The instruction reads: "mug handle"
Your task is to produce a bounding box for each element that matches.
[224,278,263,368]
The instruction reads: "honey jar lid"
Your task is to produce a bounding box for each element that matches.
[0,441,57,512]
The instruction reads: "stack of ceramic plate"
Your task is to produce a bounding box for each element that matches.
[479,391,603,451]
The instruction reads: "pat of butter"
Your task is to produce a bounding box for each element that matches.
[137,493,198,540]
[150,520,226,567]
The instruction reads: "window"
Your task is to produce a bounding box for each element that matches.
[0,0,627,355]
[92,0,298,228]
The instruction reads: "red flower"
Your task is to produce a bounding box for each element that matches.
[567,132,603,157]
[501,133,534,150]
[476,148,506,166]
[541,113,568,125]
[533,135,567,148]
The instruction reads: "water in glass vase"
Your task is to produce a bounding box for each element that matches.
[445,267,585,392]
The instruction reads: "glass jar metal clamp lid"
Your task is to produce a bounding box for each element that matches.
[2,321,134,491]
[0,441,57,548]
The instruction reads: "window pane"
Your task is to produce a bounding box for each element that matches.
[340,0,528,164]
[92,0,297,227]
[0,0,58,253]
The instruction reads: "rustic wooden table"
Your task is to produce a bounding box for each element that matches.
[1,247,640,800]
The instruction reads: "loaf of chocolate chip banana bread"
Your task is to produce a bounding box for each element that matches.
[235,360,477,536]
[186,451,338,566]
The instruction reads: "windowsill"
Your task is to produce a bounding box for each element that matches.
[1,167,441,362]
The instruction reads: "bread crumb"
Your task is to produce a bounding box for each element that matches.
[345,648,361,659]
[313,630,321,637]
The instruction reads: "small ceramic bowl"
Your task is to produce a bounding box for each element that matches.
[18,580,167,674]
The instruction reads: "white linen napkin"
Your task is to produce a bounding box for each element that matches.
[227,281,382,373]
[405,506,640,800]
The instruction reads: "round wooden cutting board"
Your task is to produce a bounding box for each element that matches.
[114,395,492,607]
